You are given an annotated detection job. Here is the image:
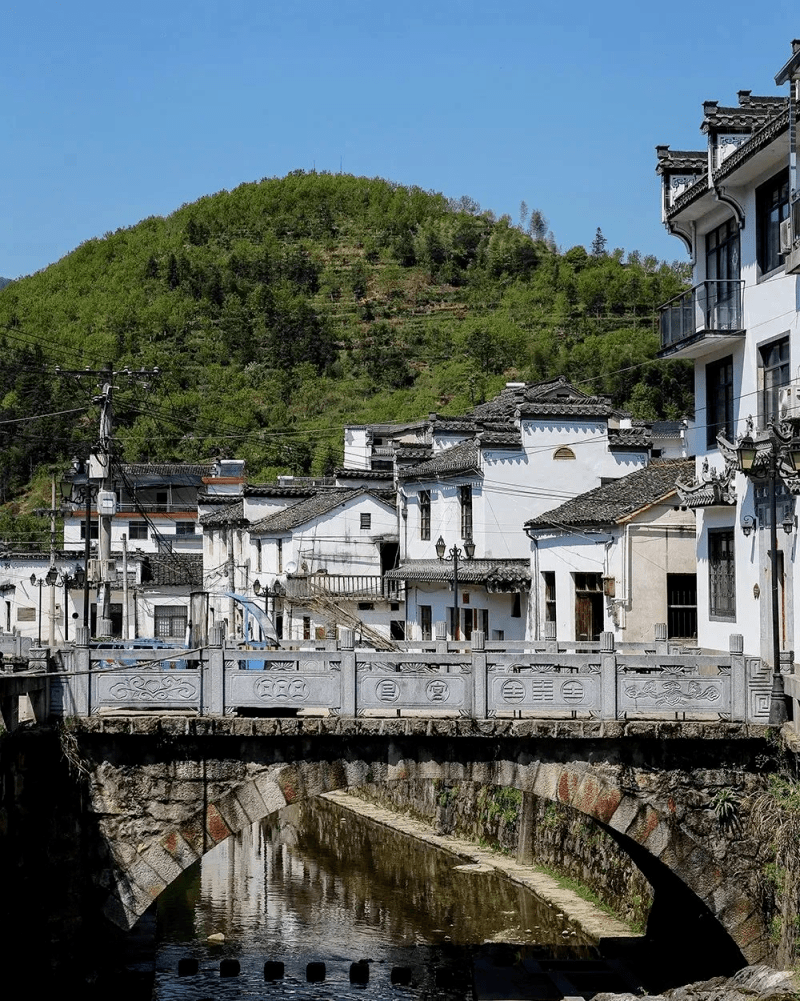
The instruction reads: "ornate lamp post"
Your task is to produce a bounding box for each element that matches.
[30,567,58,646]
[56,566,86,642]
[733,418,800,724]
[435,534,475,640]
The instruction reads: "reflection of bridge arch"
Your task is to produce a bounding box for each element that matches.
[80,717,771,965]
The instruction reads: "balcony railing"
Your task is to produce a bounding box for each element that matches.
[659,279,744,355]
[285,573,403,601]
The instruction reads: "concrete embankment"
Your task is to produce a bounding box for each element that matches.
[322,789,635,942]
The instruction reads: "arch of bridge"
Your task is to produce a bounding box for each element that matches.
[84,720,770,964]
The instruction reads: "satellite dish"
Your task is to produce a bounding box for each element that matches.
[285,561,298,575]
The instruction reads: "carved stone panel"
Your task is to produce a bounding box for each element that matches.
[97,671,200,706]
[488,674,600,713]
[227,672,340,708]
[619,677,728,713]
[359,673,466,709]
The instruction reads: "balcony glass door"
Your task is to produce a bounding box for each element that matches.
[705,218,739,329]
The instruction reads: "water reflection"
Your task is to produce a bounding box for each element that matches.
[154,796,594,1000]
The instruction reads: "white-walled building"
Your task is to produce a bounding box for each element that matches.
[655,40,800,665]
[525,459,697,644]
[389,378,651,641]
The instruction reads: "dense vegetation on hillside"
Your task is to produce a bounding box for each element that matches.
[0,171,691,499]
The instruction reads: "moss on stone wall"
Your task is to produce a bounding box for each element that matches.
[352,779,653,931]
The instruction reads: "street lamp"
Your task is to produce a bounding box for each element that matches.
[61,457,98,630]
[253,579,271,641]
[57,566,86,642]
[435,534,475,640]
[732,418,800,724]
[30,567,57,646]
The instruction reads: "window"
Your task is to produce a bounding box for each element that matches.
[256,539,262,572]
[463,607,473,640]
[667,573,697,639]
[128,521,148,541]
[390,620,406,640]
[360,513,371,530]
[705,218,740,327]
[80,519,99,540]
[459,485,473,539]
[760,336,790,425]
[154,605,188,638]
[419,489,431,541]
[706,356,734,446]
[542,571,556,623]
[511,593,522,618]
[553,446,576,460]
[302,616,311,640]
[420,604,432,641]
[156,490,168,507]
[175,521,195,535]
[277,538,283,573]
[757,167,790,276]
[708,530,735,620]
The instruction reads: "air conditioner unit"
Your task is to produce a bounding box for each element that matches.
[779,384,800,419]
[780,218,793,255]
[86,558,117,583]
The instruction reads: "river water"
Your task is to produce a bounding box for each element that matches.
[152,796,602,1000]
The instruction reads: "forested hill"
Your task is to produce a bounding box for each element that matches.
[0,171,691,499]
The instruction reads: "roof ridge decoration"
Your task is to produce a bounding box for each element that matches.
[675,454,737,509]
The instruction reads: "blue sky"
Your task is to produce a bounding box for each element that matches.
[3,2,799,279]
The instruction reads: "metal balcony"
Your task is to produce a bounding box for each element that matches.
[285,573,403,601]
[659,280,744,359]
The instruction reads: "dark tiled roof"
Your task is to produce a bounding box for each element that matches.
[120,463,213,479]
[525,458,694,530]
[714,107,790,182]
[385,559,530,590]
[429,418,478,433]
[200,500,247,527]
[702,96,787,132]
[399,439,481,479]
[250,488,393,534]
[333,468,394,479]
[651,420,686,439]
[244,484,318,497]
[394,446,433,461]
[141,553,203,587]
[478,431,523,449]
[607,428,651,451]
[655,147,707,173]
[197,492,237,505]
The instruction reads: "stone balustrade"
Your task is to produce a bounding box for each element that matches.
[46,624,779,725]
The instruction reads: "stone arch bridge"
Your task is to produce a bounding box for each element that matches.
[71,714,777,968]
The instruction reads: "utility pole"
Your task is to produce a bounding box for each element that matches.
[96,362,114,637]
[57,362,159,638]
[49,474,56,645]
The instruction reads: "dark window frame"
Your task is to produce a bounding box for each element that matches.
[127,521,148,541]
[459,484,473,539]
[708,529,736,621]
[756,167,790,277]
[759,335,790,426]
[419,489,431,541]
[706,355,734,447]
[360,512,371,531]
